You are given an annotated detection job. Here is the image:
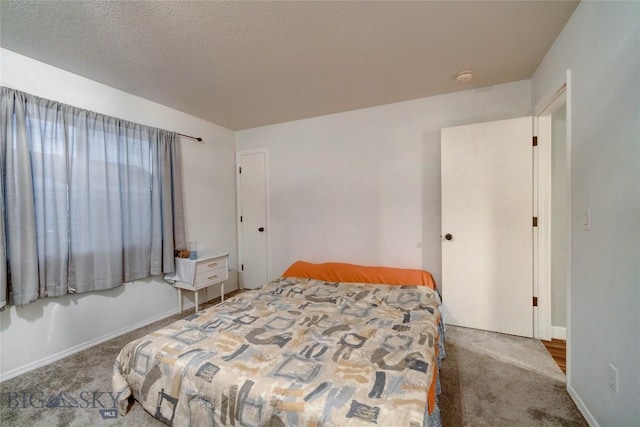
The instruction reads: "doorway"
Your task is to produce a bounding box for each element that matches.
[536,88,569,337]
[550,104,569,340]
[535,81,570,379]
[236,150,270,289]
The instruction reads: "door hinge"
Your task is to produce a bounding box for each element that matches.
[241,264,244,271]
[240,215,243,222]
[532,136,538,147]
[533,296,538,307]
[533,217,538,227]
[239,167,242,173]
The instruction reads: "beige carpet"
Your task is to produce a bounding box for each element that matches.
[439,325,586,426]
[0,311,587,426]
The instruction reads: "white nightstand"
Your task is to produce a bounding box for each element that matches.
[165,252,229,313]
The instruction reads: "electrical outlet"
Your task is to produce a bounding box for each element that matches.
[608,363,619,393]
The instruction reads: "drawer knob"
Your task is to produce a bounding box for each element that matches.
[208,275,218,280]
[208,262,218,267]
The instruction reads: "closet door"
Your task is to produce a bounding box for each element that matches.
[237,150,269,289]
[441,117,533,337]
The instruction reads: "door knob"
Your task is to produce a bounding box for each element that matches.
[444,233,453,241]
[258,227,265,232]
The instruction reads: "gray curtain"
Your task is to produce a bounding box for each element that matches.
[0,87,186,308]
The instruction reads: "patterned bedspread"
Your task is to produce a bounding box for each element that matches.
[113,278,444,426]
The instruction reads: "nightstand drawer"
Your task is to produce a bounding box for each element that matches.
[194,266,227,288]
[197,258,226,274]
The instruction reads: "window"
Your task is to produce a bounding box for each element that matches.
[0,87,186,308]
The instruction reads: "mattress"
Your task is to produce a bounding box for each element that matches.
[113,277,444,426]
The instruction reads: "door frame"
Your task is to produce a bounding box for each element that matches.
[235,149,271,290]
[533,71,572,371]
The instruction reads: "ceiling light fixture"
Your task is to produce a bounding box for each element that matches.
[455,70,473,83]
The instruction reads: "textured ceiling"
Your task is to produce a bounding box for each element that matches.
[0,1,578,130]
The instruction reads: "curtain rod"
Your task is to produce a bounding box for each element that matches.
[2,86,206,144]
[177,132,203,142]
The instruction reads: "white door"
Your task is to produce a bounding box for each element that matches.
[441,117,533,337]
[237,151,269,289]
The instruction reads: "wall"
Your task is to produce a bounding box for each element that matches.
[235,80,531,289]
[551,104,568,329]
[531,2,640,425]
[0,49,238,380]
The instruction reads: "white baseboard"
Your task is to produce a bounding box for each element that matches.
[551,326,567,340]
[0,307,182,383]
[0,285,240,383]
[568,384,599,427]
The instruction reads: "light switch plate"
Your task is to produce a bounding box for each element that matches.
[609,363,619,393]
[583,208,591,231]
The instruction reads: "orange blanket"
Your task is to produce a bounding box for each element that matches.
[282,260,437,289]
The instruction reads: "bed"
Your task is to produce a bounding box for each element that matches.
[113,261,445,426]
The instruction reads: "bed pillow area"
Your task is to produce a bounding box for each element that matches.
[282,260,437,289]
